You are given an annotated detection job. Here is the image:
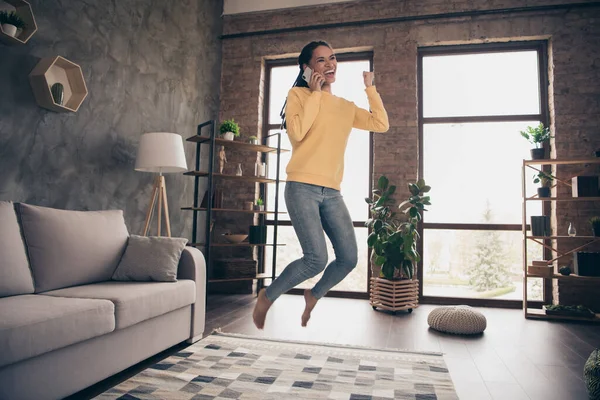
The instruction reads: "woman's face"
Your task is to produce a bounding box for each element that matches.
[307,45,337,84]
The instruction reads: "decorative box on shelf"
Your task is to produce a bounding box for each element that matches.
[213,258,257,279]
[528,264,553,277]
[572,176,599,197]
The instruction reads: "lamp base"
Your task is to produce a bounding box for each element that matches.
[142,175,171,237]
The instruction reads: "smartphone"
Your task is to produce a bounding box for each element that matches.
[302,67,312,83]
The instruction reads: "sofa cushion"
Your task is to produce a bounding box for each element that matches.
[112,235,188,282]
[0,201,34,297]
[0,295,115,368]
[17,203,129,293]
[43,280,195,330]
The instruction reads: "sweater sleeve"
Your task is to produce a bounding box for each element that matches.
[285,88,322,142]
[352,86,390,133]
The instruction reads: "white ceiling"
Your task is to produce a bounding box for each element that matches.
[223,0,360,15]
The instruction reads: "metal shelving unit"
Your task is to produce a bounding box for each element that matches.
[182,120,289,287]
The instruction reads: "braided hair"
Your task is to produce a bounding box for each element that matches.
[279,41,332,129]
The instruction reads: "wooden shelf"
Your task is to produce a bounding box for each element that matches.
[186,136,290,153]
[527,274,600,282]
[189,243,285,247]
[527,235,598,239]
[181,207,286,215]
[0,0,37,45]
[525,197,600,202]
[29,56,88,113]
[524,158,600,165]
[208,273,273,283]
[183,171,281,184]
[525,308,600,322]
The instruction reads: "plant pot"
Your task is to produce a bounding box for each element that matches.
[1,23,17,37]
[244,201,254,211]
[223,132,234,141]
[538,187,551,197]
[249,138,258,145]
[51,83,64,105]
[253,205,264,211]
[592,225,600,237]
[530,148,545,160]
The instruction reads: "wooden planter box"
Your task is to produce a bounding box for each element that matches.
[369,277,419,314]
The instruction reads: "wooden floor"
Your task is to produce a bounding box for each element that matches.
[71,294,599,400]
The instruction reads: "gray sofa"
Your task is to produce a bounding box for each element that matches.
[0,201,206,400]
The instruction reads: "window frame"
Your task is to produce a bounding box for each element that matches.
[261,51,375,299]
[417,41,551,308]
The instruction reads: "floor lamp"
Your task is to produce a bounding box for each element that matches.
[135,132,187,237]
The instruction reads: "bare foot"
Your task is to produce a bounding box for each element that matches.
[252,288,272,329]
[301,289,318,327]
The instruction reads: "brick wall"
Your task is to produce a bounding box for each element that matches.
[219,1,600,304]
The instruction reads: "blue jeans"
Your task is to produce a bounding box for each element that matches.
[265,181,358,302]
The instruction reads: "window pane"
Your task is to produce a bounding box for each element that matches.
[269,66,300,125]
[265,59,372,294]
[423,51,540,117]
[267,60,371,222]
[422,229,543,300]
[264,225,368,292]
[423,121,543,224]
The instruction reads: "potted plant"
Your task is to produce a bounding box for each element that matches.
[219,119,240,141]
[520,123,552,160]
[590,216,600,237]
[0,10,26,38]
[248,135,258,145]
[254,197,264,211]
[365,175,431,280]
[533,171,554,198]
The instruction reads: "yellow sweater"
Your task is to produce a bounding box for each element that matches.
[285,86,389,190]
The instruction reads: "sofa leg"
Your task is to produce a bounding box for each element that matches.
[186,334,203,344]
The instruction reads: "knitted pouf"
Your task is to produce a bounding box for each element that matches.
[427,305,487,335]
[585,348,600,400]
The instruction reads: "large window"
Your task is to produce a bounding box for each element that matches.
[263,54,373,295]
[419,43,548,303]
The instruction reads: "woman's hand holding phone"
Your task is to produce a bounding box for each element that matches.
[308,71,325,92]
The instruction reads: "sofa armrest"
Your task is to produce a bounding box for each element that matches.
[177,246,206,342]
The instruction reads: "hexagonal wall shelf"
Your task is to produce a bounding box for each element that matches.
[0,0,37,45]
[29,56,88,113]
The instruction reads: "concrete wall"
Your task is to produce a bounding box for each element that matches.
[0,0,223,238]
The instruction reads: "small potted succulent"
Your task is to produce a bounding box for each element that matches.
[248,135,259,145]
[219,119,240,141]
[0,10,26,38]
[590,216,600,237]
[520,123,552,160]
[533,171,554,198]
[254,197,264,211]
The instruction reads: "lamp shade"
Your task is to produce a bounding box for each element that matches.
[135,132,187,173]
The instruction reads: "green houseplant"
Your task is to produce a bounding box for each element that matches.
[520,123,552,160]
[533,171,554,198]
[365,176,431,280]
[219,119,240,141]
[590,216,600,237]
[254,197,264,211]
[248,135,258,145]
[0,10,26,38]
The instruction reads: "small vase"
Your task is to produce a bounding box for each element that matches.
[244,201,254,211]
[1,24,17,37]
[223,132,235,141]
[235,163,242,176]
[568,222,576,237]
